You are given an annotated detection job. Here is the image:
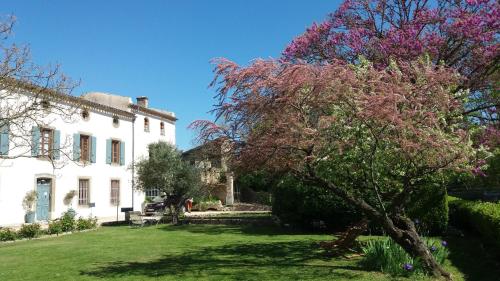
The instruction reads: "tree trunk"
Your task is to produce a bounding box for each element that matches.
[382,215,452,280]
[170,205,179,225]
[320,218,368,252]
[172,213,179,225]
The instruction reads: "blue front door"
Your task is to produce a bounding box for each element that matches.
[36,178,51,221]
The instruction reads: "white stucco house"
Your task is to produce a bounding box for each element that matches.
[0,86,176,226]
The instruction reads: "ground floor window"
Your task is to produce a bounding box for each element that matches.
[78,179,90,206]
[110,180,120,206]
[145,188,159,200]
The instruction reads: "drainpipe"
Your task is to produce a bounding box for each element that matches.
[131,116,136,211]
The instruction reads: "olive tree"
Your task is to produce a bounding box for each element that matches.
[135,142,202,224]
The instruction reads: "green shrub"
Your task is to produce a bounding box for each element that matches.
[449,197,500,254]
[196,200,222,211]
[272,175,448,234]
[60,210,76,232]
[272,175,361,230]
[0,228,17,241]
[236,170,277,192]
[361,237,448,277]
[407,183,449,235]
[76,217,98,231]
[48,220,63,235]
[240,187,272,205]
[254,191,272,206]
[18,223,41,239]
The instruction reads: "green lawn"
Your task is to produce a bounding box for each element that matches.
[0,224,498,281]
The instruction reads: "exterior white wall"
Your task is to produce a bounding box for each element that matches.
[0,92,176,226]
[131,112,175,212]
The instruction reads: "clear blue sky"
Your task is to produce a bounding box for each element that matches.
[2,1,340,151]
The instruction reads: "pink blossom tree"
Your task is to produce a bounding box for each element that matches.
[192,57,477,278]
[281,0,499,250]
[283,0,499,119]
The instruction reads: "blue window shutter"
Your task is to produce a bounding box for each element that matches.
[91,136,96,163]
[73,133,80,161]
[0,124,9,155]
[52,130,61,160]
[31,126,40,156]
[120,141,125,165]
[106,139,112,164]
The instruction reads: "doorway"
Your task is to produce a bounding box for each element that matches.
[36,178,52,221]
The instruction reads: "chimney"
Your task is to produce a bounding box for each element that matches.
[136,96,149,108]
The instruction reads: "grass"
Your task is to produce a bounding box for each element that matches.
[0,224,498,281]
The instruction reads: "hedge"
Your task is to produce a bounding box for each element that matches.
[448,196,500,253]
[407,183,449,235]
[240,187,272,206]
[273,176,448,234]
[272,176,362,231]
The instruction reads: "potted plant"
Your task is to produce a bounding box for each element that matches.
[63,190,77,218]
[22,190,37,223]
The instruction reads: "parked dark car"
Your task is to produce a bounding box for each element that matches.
[143,193,185,215]
[143,200,165,215]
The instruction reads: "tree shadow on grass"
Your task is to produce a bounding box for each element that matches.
[159,224,320,237]
[80,240,365,280]
[446,234,500,281]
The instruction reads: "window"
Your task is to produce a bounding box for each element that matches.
[145,188,160,200]
[40,128,54,158]
[110,180,120,206]
[81,109,90,121]
[40,100,50,110]
[112,116,120,127]
[112,140,121,164]
[144,118,149,132]
[160,122,165,136]
[80,135,90,162]
[78,179,90,206]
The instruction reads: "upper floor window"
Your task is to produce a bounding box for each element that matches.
[81,109,90,121]
[40,100,51,110]
[31,126,60,160]
[40,128,54,158]
[112,140,121,164]
[160,122,165,136]
[106,139,124,166]
[144,118,149,132]
[73,133,96,163]
[112,116,120,128]
[80,135,90,162]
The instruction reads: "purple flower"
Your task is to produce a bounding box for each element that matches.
[430,245,437,252]
[441,241,448,247]
[403,263,414,271]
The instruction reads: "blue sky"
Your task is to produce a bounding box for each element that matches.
[2,1,340,150]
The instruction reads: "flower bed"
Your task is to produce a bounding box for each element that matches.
[0,212,98,243]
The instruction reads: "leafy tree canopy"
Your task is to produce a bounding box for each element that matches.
[136,142,202,209]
